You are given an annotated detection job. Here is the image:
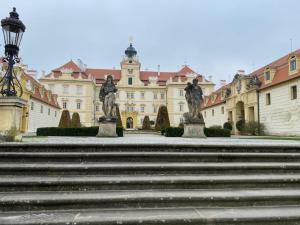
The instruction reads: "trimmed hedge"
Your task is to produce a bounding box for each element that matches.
[165,127,184,137]
[223,122,233,131]
[37,126,123,137]
[204,127,231,137]
[164,127,231,137]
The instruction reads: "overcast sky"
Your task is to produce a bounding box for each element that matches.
[1,0,300,85]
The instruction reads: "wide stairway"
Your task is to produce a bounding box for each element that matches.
[1,143,300,224]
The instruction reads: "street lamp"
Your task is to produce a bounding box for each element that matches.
[0,7,25,97]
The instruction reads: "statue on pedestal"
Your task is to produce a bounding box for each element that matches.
[97,75,118,137]
[99,75,117,122]
[184,78,204,124]
[182,78,206,138]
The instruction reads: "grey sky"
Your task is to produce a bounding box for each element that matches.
[1,0,300,85]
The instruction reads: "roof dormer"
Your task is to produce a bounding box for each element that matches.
[264,66,275,84]
[289,55,298,76]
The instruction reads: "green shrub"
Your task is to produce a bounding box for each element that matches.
[116,105,123,128]
[116,126,124,137]
[71,112,81,128]
[223,122,233,131]
[236,119,245,132]
[204,127,231,137]
[164,127,230,137]
[155,105,170,131]
[142,116,151,130]
[165,127,184,137]
[37,126,123,137]
[209,125,222,129]
[244,121,265,136]
[178,123,184,128]
[58,110,71,128]
[150,120,155,126]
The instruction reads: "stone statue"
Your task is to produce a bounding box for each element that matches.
[99,75,117,121]
[184,78,203,119]
[182,78,206,137]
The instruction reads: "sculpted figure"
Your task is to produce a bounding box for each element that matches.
[184,78,203,119]
[99,75,117,120]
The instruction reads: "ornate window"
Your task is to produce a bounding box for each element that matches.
[290,56,297,71]
[62,102,67,109]
[77,102,81,110]
[30,102,34,110]
[153,92,158,99]
[161,92,165,99]
[179,89,184,97]
[48,108,50,115]
[140,105,145,113]
[140,92,145,99]
[179,102,184,112]
[265,70,271,81]
[128,77,133,85]
[40,105,43,114]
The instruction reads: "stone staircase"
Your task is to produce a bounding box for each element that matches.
[1,143,300,224]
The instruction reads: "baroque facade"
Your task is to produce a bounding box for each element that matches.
[0,61,61,133]
[40,43,215,128]
[202,49,300,136]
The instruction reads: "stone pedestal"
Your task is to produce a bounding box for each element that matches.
[97,121,117,137]
[182,123,206,138]
[182,112,206,138]
[0,97,27,136]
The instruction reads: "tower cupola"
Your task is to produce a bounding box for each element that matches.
[125,43,137,58]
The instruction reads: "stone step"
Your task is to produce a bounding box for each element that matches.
[1,188,300,211]
[1,174,300,192]
[1,162,300,175]
[1,206,300,225]
[1,143,300,153]
[1,151,300,163]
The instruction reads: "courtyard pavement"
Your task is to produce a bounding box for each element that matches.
[5,133,298,147]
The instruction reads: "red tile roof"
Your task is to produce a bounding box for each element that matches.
[53,60,82,73]
[250,49,300,90]
[49,61,206,86]
[201,84,228,109]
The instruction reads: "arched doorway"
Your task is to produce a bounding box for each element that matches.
[236,101,245,121]
[126,117,133,129]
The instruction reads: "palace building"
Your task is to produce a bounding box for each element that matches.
[39,43,215,128]
[202,49,300,136]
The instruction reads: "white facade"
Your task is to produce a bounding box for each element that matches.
[259,78,300,136]
[28,98,60,132]
[202,103,227,128]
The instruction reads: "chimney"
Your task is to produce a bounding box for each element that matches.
[220,80,226,87]
[157,65,160,77]
[237,69,245,75]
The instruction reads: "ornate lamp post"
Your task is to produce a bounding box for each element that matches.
[0,7,26,97]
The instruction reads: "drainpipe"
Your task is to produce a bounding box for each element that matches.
[256,89,261,135]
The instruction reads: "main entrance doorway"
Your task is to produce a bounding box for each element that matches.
[126,117,134,129]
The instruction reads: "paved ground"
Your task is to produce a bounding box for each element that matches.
[9,133,300,147]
